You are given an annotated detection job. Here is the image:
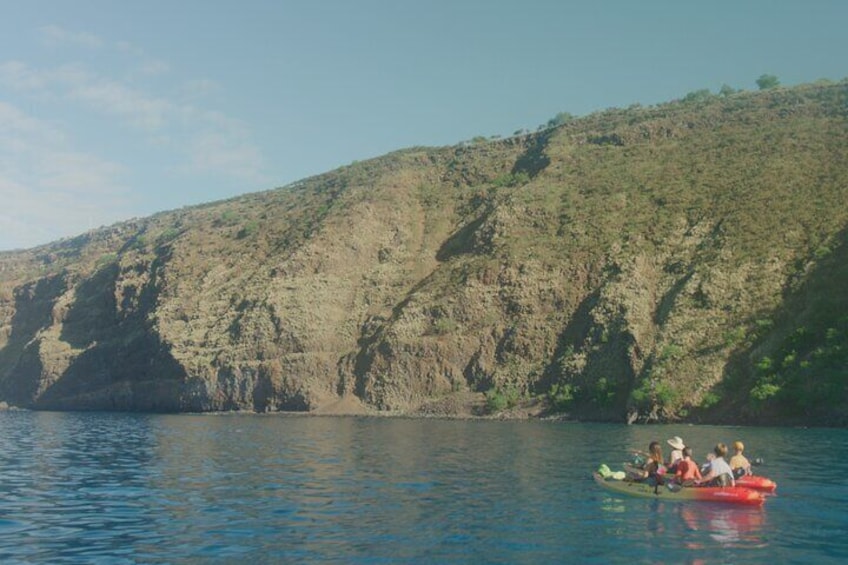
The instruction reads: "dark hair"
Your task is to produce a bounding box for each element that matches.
[714,442,728,458]
[682,446,693,458]
[648,441,663,463]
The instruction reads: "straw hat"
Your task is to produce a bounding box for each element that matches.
[667,436,685,450]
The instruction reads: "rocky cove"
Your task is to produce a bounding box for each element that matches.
[1,81,847,426]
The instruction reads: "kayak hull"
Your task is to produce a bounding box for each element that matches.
[593,473,766,505]
[736,475,777,493]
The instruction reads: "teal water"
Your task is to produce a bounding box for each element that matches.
[1,411,847,563]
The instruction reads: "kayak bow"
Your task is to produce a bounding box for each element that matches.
[736,474,777,493]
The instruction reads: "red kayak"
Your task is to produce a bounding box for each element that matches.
[593,472,766,505]
[736,474,777,493]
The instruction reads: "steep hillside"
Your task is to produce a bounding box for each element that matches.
[2,81,847,425]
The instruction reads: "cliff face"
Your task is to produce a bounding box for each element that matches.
[2,82,847,424]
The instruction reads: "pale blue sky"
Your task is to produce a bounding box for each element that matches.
[1,0,846,250]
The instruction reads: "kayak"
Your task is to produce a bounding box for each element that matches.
[736,474,777,493]
[622,462,777,493]
[593,472,766,505]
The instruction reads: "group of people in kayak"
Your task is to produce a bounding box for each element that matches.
[629,436,753,487]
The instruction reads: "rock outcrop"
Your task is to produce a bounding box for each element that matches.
[1,82,847,424]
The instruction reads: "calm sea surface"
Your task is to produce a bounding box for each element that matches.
[1,411,847,564]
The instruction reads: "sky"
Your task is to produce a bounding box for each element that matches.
[1,0,847,251]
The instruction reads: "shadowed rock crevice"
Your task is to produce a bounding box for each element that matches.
[60,263,119,348]
[36,334,186,411]
[653,269,695,326]
[0,274,67,405]
[39,250,186,411]
[511,130,553,178]
[538,290,600,393]
[436,214,488,261]
[6,275,67,346]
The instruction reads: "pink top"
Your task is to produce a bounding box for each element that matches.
[675,459,702,481]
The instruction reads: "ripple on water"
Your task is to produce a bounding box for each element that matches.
[1,413,848,563]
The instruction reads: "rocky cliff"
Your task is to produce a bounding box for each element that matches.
[2,81,847,424]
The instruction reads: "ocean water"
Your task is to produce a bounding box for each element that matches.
[1,410,847,564]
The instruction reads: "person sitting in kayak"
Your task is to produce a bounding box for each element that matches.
[666,436,685,472]
[629,441,667,485]
[674,446,702,486]
[700,451,714,475]
[699,443,736,487]
[729,440,752,478]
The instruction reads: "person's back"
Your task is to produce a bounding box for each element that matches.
[675,447,702,484]
[729,440,752,477]
[702,443,735,487]
[666,436,685,471]
[630,441,666,485]
[700,452,715,476]
[709,456,734,486]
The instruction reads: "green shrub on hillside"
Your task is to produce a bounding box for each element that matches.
[629,378,678,413]
[96,253,118,267]
[214,210,240,228]
[682,89,714,104]
[129,235,148,251]
[547,382,575,411]
[719,84,738,97]
[750,316,848,416]
[724,326,748,347]
[156,228,181,246]
[485,385,521,413]
[699,391,721,409]
[237,221,260,239]
[546,112,576,129]
[432,317,458,335]
[492,171,530,188]
[659,343,684,361]
[756,74,780,90]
